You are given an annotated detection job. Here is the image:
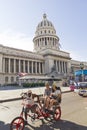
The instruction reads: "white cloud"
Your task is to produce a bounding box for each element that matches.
[0,29,34,51]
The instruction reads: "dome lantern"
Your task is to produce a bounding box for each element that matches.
[43,13,47,19]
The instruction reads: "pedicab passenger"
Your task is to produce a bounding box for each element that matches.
[45,83,61,111]
[22,90,42,124]
[43,82,52,108]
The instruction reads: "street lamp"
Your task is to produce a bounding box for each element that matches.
[71,66,74,74]
[70,65,74,81]
[80,62,84,82]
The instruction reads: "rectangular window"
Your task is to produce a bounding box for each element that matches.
[20,60,23,72]
[16,59,19,73]
[10,59,14,73]
[37,62,39,73]
[29,61,32,73]
[5,58,9,73]
[25,61,28,73]
[33,62,35,73]
[40,62,43,73]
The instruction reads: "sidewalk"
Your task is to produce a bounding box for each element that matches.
[0,86,71,102]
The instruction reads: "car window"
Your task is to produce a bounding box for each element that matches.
[79,83,87,88]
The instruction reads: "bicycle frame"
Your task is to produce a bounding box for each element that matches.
[10,100,61,130]
[20,104,51,120]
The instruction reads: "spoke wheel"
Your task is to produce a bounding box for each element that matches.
[10,117,25,130]
[53,107,61,121]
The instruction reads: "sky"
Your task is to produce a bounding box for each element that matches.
[0,0,87,61]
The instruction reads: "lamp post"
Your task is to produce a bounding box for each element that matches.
[71,65,74,79]
[80,62,84,82]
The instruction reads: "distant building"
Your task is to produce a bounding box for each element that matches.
[0,14,87,85]
[75,69,87,82]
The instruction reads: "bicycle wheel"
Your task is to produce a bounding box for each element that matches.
[10,116,25,130]
[53,107,61,121]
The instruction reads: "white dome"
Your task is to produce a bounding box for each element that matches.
[35,14,56,36]
[33,14,60,52]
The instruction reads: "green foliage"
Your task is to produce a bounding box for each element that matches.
[23,82,45,88]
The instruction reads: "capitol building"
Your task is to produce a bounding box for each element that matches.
[0,14,87,85]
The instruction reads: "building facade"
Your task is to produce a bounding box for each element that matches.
[0,14,87,85]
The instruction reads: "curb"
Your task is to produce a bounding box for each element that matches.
[0,90,72,103]
[0,97,22,103]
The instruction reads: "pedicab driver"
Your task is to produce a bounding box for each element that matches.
[22,90,42,124]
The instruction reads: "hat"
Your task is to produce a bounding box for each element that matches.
[27,90,32,94]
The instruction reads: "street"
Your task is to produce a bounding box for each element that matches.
[0,92,87,130]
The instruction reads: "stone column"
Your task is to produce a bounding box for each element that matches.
[2,58,5,73]
[23,60,25,73]
[56,60,58,72]
[27,61,29,73]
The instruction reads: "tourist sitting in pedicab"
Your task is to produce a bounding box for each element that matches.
[43,82,52,108]
[44,82,62,111]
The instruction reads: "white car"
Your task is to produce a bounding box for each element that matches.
[78,82,87,97]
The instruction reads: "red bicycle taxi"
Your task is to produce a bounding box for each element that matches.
[10,92,61,130]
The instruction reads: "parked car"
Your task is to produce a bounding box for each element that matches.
[78,82,87,97]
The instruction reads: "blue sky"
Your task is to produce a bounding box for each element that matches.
[0,0,87,61]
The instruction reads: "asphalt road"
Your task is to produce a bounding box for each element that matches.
[0,92,87,130]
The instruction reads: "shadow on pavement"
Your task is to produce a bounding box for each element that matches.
[0,121,10,130]
[0,119,87,130]
[24,119,87,130]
